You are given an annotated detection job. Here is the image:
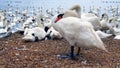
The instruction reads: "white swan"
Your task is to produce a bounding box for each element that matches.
[109,17,118,28]
[54,5,81,23]
[96,30,112,38]
[59,4,101,30]
[114,35,120,39]
[45,27,62,40]
[0,15,8,28]
[0,12,12,38]
[22,27,46,42]
[36,12,44,28]
[22,9,27,16]
[109,27,120,35]
[81,13,101,30]
[63,4,81,18]
[17,16,35,32]
[100,13,111,31]
[52,16,108,59]
[0,26,12,38]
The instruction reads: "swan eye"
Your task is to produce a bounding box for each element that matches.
[41,18,44,22]
[109,19,112,23]
[57,13,64,18]
[32,33,35,36]
[32,19,35,22]
[102,14,105,17]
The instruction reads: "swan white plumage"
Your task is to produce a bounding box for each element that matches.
[81,13,101,30]
[22,27,46,42]
[62,4,81,18]
[43,19,52,28]
[17,16,35,32]
[61,4,101,30]
[114,35,120,39]
[96,30,112,38]
[0,26,12,38]
[109,27,120,35]
[52,16,108,59]
[109,17,118,28]
[100,13,109,28]
[0,13,12,38]
[45,27,62,40]
[0,15,8,28]
[22,9,27,16]
[36,12,44,28]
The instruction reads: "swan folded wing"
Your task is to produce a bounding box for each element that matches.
[53,17,106,51]
[77,26,104,48]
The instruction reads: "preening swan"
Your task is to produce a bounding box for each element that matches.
[58,4,101,30]
[52,15,108,59]
[63,4,81,18]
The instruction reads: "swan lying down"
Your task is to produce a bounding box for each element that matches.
[52,15,108,59]
[22,27,46,42]
[45,27,62,40]
[96,30,112,38]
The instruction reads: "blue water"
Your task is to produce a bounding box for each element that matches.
[0,0,120,14]
[0,0,120,38]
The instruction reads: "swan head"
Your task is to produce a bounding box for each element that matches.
[63,10,79,18]
[22,32,39,42]
[101,13,108,21]
[54,11,79,23]
[54,13,64,23]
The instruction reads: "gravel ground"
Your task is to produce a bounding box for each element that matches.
[0,33,120,68]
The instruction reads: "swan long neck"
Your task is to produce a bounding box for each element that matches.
[69,4,81,18]
[1,15,8,27]
[101,13,109,21]
[36,12,44,28]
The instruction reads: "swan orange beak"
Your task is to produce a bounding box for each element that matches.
[55,17,62,23]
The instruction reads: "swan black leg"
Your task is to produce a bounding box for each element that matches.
[70,46,74,59]
[58,46,78,60]
[76,47,80,56]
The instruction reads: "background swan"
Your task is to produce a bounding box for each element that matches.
[96,30,112,38]
[22,27,46,42]
[100,13,109,28]
[36,12,44,28]
[81,13,101,30]
[45,27,62,40]
[59,4,101,30]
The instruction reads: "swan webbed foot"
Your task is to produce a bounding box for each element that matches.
[57,53,79,60]
[57,46,81,60]
[76,47,81,56]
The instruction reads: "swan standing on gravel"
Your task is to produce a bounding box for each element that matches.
[52,14,108,59]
